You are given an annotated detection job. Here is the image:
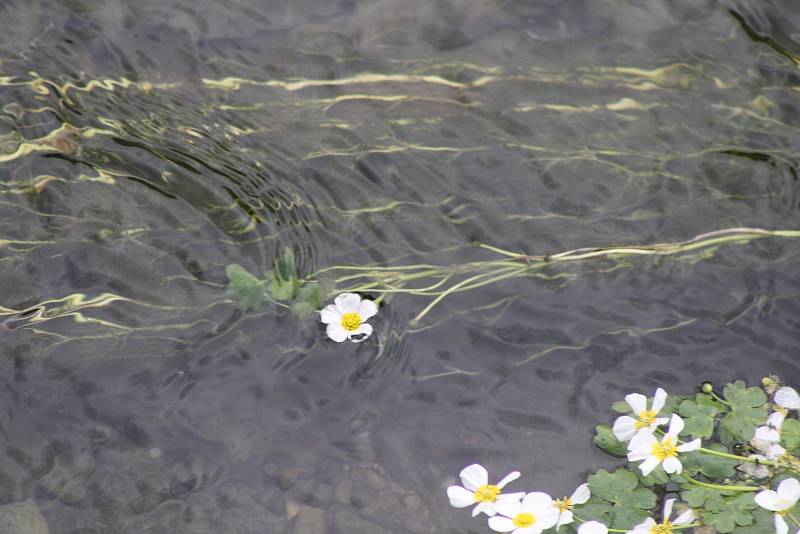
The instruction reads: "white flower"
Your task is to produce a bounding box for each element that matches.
[488,492,559,534]
[552,483,590,528]
[776,387,800,410]
[752,411,788,460]
[577,521,607,534]
[629,499,694,534]
[612,388,670,441]
[756,478,800,534]
[447,464,524,517]
[627,414,701,475]
[319,293,377,343]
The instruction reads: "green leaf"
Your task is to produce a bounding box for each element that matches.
[700,494,757,533]
[594,424,628,457]
[268,270,297,302]
[612,400,631,413]
[225,264,268,310]
[678,395,722,439]
[681,444,737,479]
[681,486,727,513]
[275,246,296,282]
[609,504,650,530]
[718,381,768,446]
[781,418,800,453]
[573,497,612,522]
[291,282,325,319]
[587,469,655,510]
[736,508,781,534]
[636,466,668,487]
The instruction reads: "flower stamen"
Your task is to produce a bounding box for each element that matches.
[554,497,573,513]
[473,484,501,503]
[512,512,536,528]
[636,409,658,429]
[649,520,673,534]
[651,437,678,461]
[340,312,362,331]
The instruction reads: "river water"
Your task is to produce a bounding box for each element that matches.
[1,0,799,532]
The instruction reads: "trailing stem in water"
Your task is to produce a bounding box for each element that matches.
[313,227,800,322]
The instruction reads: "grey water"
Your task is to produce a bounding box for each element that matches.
[0,0,799,532]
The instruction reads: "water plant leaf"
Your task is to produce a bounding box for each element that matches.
[593,424,628,457]
[678,395,722,438]
[718,381,768,446]
[291,282,324,318]
[781,418,800,453]
[587,468,656,526]
[736,508,781,534]
[699,494,758,533]
[573,497,612,522]
[267,270,298,301]
[681,486,727,513]
[636,465,668,487]
[681,443,738,479]
[225,264,268,309]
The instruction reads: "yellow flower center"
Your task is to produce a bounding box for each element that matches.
[512,512,536,528]
[635,410,658,429]
[651,436,678,461]
[554,497,573,513]
[340,312,362,331]
[473,484,501,502]
[649,520,673,534]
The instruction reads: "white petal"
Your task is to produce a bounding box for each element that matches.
[570,483,590,504]
[652,388,668,413]
[677,438,701,452]
[460,464,489,491]
[347,322,372,342]
[628,430,657,452]
[334,293,361,313]
[673,509,694,526]
[631,518,656,534]
[488,516,516,533]
[498,492,525,502]
[638,456,661,476]
[357,299,378,320]
[662,456,682,474]
[319,305,341,324]
[625,393,647,415]
[662,498,675,520]
[627,445,653,462]
[755,490,781,511]
[326,323,348,342]
[775,513,789,534]
[497,471,521,489]
[535,507,560,530]
[768,411,786,429]
[777,478,800,505]
[578,521,608,534]
[754,426,780,443]
[447,486,475,508]
[613,416,638,441]
[515,527,540,534]
[766,444,786,460]
[473,501,495,517]
[556,509,574,528]
[776,387,800,410]
[653,417,670,428]
[667,414,685,437]
[495,500,522,519]
[521,491,552,511]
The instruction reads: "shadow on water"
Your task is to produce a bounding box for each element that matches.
[0,0,799,532]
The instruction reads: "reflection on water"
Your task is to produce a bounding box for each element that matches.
[0,0,799,532]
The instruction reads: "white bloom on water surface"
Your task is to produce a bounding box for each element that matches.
[627,414,701,475]
[319,293,377,343]
[577,521,607,534]
[447,464,524,517]
[755,478,800,534]
[628,499,694,534]
[488,492,559,534]
[612,388,670,441]
[752,411,788,461]
[552,483,590,528]
[775,387,800,410]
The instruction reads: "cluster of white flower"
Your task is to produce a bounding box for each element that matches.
[446,464,589,534]
[447,384,800,534]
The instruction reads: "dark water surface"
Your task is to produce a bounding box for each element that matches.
[1,0,799,532]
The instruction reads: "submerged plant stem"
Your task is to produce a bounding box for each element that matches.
[698,446,777,467]
[684,474,760,492]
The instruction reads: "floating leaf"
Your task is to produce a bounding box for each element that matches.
[267,270,298,302]
[679,395,722,438]
[225,264,267,310]
[587,468,656,528]
[700,494,758,533]
[275,246,296,282]
[681,486,730,513]
[781,418,800,453]
[681,444,738,479]
[594,424,627,457]
[718,381,768,446]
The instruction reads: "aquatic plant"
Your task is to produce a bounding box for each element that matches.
[447,378,800,534]
[226,228,800,334]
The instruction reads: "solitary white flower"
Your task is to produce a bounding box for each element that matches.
[629,499,694,534]
[577,521,607,534]
[319,293,377,343]
[488,492,559,534]
[447,464,524,517]
[754,411,786,445]
[627,414,701,475]
[552,483,590,528]
[755,478,800,534]
[612,388,670,441]
[776,387,800,410]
